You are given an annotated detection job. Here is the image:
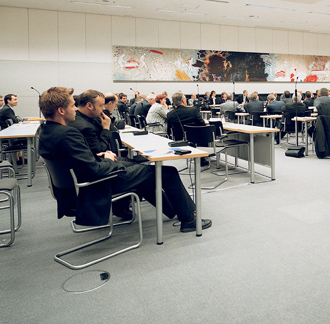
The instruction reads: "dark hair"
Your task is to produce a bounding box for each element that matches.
[118,93,127,100]
[4,94,17,105]
[39,87,74,119]
[284,90,291,98]
[305,91,311,99]
[320,88,329,97]
[79,90,104,107]
[105,94,117,104]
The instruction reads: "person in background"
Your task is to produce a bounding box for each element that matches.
[237,90,248,104]
[162,91,171,106]
[117,93,129,118]
[188,93,197,106]
[129,95,144,115]
[314,87,330,116]
[280,90,293,104]
[0,95,4,109]
[204,91,211,105]
[0,94,20,129]
[220,93,245,115]
[134,93,155,117]
[266,94,284,115]
[303,91,314,114]
[129,91,140,107]
[209,90,220,105]
[220,91,227,103]
[146,94,169,133]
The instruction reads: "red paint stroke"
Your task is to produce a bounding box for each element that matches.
[304,74,318,82]
[150,49,164,55]
[275,70,286,78]
[125,59,140,69]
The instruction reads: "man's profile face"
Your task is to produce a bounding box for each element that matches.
[109,99,118,114]
[0,97,4,107]
[91,96,105,117]
[121,96,127,104]
[8,95,18,107]
[63,96,77,124]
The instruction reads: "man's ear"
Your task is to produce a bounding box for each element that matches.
[58,107,65,115]
[86,102,93,111]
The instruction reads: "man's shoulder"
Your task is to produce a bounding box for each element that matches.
[69,112,92,129]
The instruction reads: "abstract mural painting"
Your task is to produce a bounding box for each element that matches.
[113,46,330,82]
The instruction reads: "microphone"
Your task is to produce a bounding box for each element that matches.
[31,87,41,97]
[130,87,135,92]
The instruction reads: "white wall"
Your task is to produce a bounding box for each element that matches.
[1,6,330,116]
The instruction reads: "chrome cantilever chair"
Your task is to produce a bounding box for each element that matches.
[0,162,21,247]
[43,159,143,270]
[136,115,168,137]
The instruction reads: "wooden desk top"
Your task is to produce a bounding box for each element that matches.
[261,114,282,119]
[223,122,279,133]
[0,122,41,139]
[291,116,317,122]
[120,127,208,162]
[235,112,249,116]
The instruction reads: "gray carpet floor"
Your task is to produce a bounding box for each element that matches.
[2,140,330,324]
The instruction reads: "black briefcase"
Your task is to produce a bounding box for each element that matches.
[285,145,305,158]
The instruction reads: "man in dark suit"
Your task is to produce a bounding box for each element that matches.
[0,94,20,129]
[266,94,285,114]
[244,92,264,114]
[134,93,155,117]
[314,87,330,116]
[116,93,129,118]
[280,94,305,138]
[237,90,249,105]
[39,87,211,232]
[167,92,205,139]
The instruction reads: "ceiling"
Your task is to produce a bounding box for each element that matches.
[1,0,330,34]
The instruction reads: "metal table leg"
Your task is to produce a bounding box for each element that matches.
[250,133,255,183]
[271,132,276,180]
[194,157,202,237]
[27,138,33,187]
[155,161,163,244]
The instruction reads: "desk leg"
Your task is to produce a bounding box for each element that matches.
[250,134,255,183]
[263,119,266,128]
[27,138,32,187]
[194,157,202,237]
[271,132,275,180]
[155,161,163,245]
[295,119,298,146]
[305,121,309,156]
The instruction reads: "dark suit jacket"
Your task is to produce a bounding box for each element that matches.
[39,121,125,226]
[0,104,19,129]
[237,94,248,104]
[314,96,330,116]
[68,110,114,155]
[134,100,151,117]
[167,105,205,139]
[304,98,314,109]
[209,97,221,105]
[281,102,305,131]
[266,100,285,114]
[314,115,330,159]
[117,101,129,118]
[244,100,264,114]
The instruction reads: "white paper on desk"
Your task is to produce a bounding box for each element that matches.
[139,149,175,157]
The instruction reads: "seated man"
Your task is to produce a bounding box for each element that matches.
[266,94,284,115]
[167,92,205,140]
[39,87,212,232]
[0,94,20,129]
[220,92,245,115]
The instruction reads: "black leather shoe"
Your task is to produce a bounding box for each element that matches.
[200,158,209,167]
[114,209,133,220]
[180,218,212,233]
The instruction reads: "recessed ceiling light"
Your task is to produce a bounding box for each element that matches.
[246,4,295,11]
[157,9,180,14]
[205,0,229,3]
[183,12,206,16]
[70,1,133,8]
[309,11,330,16]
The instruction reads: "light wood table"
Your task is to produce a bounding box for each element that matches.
[0,122,41,186]
[235,112,250,124]
[261,114,282,128]
[200,110,212,119]
[222,122,279,183]
[120,127,208,244]
[291,116,317,155]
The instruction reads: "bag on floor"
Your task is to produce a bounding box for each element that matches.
[285,145,305,158]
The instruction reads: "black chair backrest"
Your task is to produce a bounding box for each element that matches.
[208,120,223,137]
[251,111,266,125]
[43,158,74,189]
[109,131,123,155]
[137,115,146,129]
[225,111,236,122]
[129,115,138,128]
[170,122,186,141]
[184,125,215,147]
